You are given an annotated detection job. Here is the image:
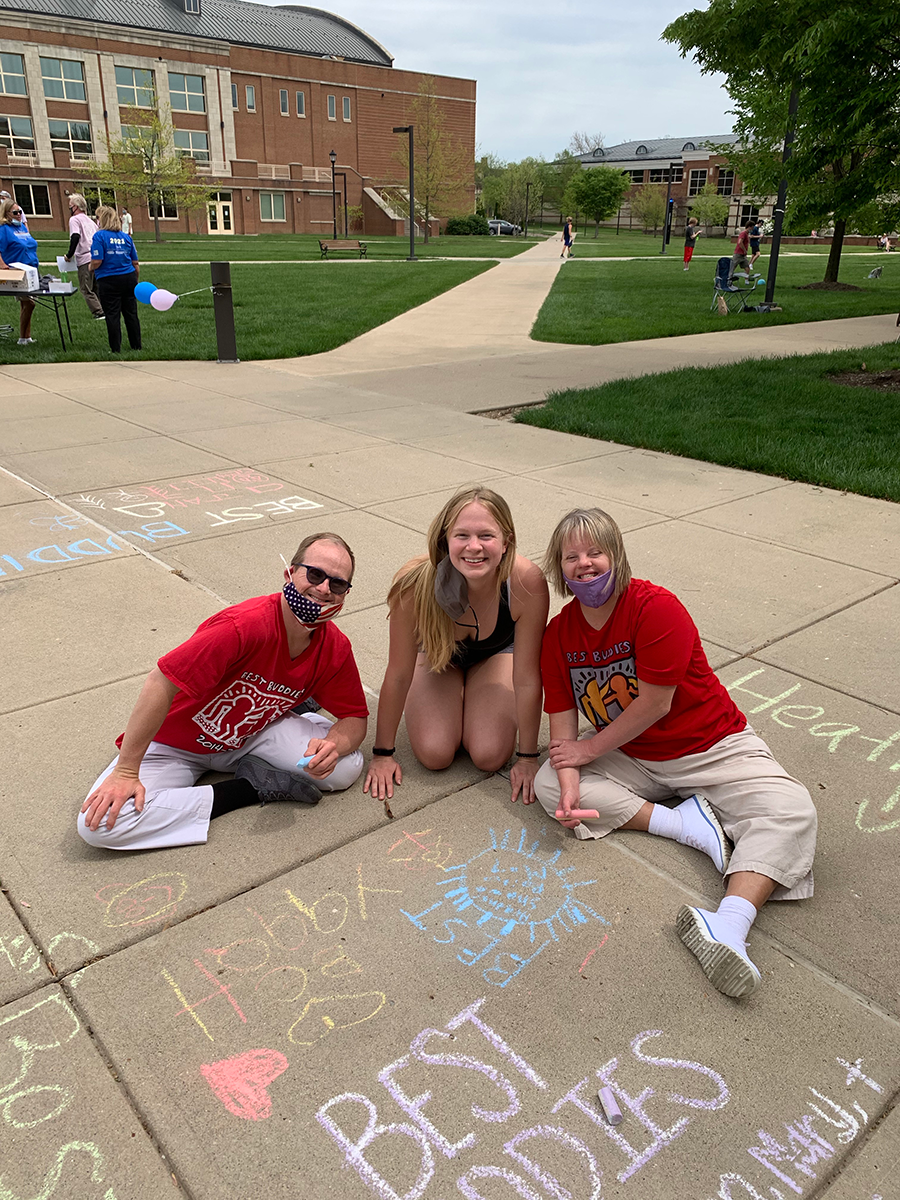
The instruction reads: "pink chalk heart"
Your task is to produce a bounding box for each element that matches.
[200,1048,289,1120]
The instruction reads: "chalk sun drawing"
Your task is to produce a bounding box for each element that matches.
[401,827,609,988]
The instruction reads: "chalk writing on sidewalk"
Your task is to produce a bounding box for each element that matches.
[400,827,609,988]
[316,996,732,1199]
[200,1048,290,1120]
[0,930,100,985]
[726,668,900,834]
[702,1055,884,1198]
[96,872,188,928]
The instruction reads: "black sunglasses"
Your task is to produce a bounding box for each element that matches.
[296,563,352,595]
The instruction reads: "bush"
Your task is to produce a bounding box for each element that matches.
[446,213,490,236]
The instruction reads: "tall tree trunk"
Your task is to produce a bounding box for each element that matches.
[824,217,846,283]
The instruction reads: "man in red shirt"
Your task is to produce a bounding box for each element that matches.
[728,219,754,283]
[79,533,368,851]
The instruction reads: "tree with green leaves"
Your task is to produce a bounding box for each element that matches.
[84,102,214,242]
[628,184,668,234]
[689,182,730,233]
[562,165,629,237]
[397,76,471,243]
[663,0,900,282]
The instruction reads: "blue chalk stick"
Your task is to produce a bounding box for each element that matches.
[296,754,315,769]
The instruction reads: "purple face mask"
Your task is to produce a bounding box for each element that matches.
[564,565,616,608]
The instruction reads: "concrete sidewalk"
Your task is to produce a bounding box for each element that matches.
[1,243,898,1200]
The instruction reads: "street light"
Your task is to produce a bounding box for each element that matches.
[524,181,531,239]
[329,148,337,239]
[660,160,677,254]
[393,125,417,260]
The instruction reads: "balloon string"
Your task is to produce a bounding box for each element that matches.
[176,286,214,298]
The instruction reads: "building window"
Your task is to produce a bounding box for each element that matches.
[169,72,205,113]
[48,119,93,158]
[623,169,645,184]
[184,0,199,12]
[115,66,155,108]
[342,96,351,122]
[669,165,684,183]
[173,129,209,162]
[149,191,178,219]
[0,115,35,154]
[649,166,684,185]
[40,57,86,101]
[245,84,256,111]
[635,144,648,155]
[260,191,285,221]
[296,90,305,117]
[717,167,735,196]
[81,184,117,209]
[682,142,696,152]
[14,183,51,216]
[327,94,336,120]
[280,88,289,115]
[739,203,760,225]
[231,83,238,110]
[0,53,27,97]
[688,168,708,196]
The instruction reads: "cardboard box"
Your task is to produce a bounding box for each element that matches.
[0,264,40,292]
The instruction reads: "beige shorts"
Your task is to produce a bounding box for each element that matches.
[534,726,816,899]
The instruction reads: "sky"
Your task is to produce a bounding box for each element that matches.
[258,0,734,160]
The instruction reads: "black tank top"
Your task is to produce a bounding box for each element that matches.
[450,581,515,671]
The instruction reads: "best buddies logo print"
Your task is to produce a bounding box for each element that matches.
[568,646,638,729]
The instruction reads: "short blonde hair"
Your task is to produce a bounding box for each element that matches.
[389,486,517,673]
[543,508,632,599]
[0,198,18,225]
[96,205,122,232]
[68,193,89,214]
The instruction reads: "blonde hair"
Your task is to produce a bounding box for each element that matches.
[687,217,698,226]
[0,198,18,225]
[290,532,355,579]
[68,193,89,214]
[543,508,632,599]
[388,486,517,673]
[96,205,122,232]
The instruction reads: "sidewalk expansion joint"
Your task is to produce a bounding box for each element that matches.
[805,1083,900,1200]
[743,577,899,652]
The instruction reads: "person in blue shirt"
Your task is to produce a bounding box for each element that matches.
[0,198,38,345]
[89,205,142,353]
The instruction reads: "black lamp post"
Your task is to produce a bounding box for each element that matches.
[329,148,337,239]
[393,124,417,260]
[524,181,531,239]
[660,160,677,254]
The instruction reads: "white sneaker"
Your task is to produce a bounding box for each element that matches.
[17,337,35,345]
[675,794,732,872]
[676,905,761,997]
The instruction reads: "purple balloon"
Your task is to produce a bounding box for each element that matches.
[150,288,178,311]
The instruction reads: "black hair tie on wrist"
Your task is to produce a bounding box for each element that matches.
[516,751,540,758]
[372,747,396,757]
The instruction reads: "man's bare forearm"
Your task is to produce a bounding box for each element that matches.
[115,668,179,774]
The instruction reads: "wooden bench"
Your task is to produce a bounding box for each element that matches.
[319,239,368,259]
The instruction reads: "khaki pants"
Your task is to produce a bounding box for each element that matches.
[77,262,104,317]
[534,726,816,899]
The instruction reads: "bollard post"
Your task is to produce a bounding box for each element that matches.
[210,261,239,363]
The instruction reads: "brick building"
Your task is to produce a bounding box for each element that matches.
[578,136,772,233]
[0,0,476,235]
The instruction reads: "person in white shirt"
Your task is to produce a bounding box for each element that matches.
[120,208,133,236]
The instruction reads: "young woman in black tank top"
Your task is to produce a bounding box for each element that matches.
[363,487,549,805]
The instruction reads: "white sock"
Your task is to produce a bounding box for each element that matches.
[713,895,757,945]
[647,803,682,841]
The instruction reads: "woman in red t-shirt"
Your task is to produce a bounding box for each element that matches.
[533,507,816,999]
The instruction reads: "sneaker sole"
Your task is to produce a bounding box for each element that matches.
[235,754,322,806]
[676,905,760,998]
[690,794,733,873]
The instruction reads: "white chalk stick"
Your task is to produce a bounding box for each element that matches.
[598,1087,623,1126]
[296,754,314,769]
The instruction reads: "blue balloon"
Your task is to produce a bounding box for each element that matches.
[134,281,158,305]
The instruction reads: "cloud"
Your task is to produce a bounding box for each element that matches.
[258,0,733,160]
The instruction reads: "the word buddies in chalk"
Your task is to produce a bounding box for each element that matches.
[315,995,730,1200]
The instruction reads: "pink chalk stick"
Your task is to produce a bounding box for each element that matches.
[556,808,600,820]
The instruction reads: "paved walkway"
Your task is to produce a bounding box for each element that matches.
[0,238,898,1199]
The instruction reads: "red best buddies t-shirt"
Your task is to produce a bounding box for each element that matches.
[541,579,745,761]
[130,593,368,755]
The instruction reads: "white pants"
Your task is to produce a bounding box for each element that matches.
[534,726,816,900]
[78,712,364,852]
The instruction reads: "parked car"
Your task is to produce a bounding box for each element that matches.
[488,219,521,236]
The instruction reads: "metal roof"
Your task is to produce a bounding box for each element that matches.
[0,0,393,66]
[581,135,738,163]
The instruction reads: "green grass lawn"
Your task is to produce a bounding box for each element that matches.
[0,259,493,364]
[515,342,900,502]
[530,253,900,345]
[34,232,533,263]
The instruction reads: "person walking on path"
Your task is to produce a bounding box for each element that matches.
[0,197,37,345]
[728,219,754,283]
[79,532,368,850]
[363,486,548,806]
[120,207,133,236]
[64,193,104,319]
[561,216,575,259]
[89,206,141,353]
[683,217,701,270]
[531,507,817,999]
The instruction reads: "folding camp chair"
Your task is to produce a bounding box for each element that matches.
[711,255,761,312]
